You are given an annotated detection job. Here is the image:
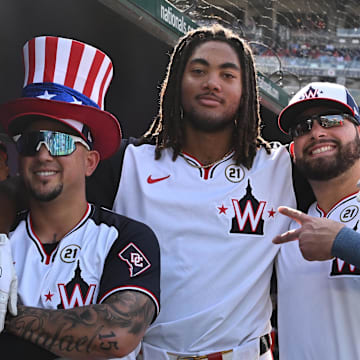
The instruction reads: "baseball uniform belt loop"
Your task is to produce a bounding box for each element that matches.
[259,333,272,355]
[168,333,272,359]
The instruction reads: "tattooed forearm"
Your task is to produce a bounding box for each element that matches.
[104,290,155,334]
[5,291,155,359]
[7,308,104,354]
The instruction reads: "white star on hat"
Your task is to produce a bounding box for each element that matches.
[37,90,56,100]
[70,96,83,105]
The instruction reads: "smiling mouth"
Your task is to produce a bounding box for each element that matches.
[34,171,58,177]
[310,145,335,155]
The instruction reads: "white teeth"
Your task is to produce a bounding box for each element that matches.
[312,146,333,155]
[36,171,56,176]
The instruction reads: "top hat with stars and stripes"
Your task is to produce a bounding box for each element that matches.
[0,36,121,159]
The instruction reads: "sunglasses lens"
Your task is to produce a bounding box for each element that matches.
[289,120,312,138]
[15,131,76,156]
[289,114,349,138]
[47,132,76,156]
[15,132,42,156]
[318,114,344,127]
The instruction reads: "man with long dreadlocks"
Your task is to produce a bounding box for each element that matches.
[2,22,360,360]
[0,24,319,359]
[86,24,299,360]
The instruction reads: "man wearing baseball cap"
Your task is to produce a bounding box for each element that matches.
[274,82,360,359]
[0,36,160,359]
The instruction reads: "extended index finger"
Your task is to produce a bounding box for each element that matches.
[277,206,310,225]
[272,228,301,244]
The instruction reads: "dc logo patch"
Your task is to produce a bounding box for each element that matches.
[118,243,151,277]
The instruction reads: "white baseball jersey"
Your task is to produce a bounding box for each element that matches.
[8,204,160,360]
[277,194,360,359]
[113,143,296,357]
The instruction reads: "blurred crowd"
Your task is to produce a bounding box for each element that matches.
[253,42,360,63]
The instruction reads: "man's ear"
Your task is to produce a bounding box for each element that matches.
[85,150,100,177]
[289,141,296,162]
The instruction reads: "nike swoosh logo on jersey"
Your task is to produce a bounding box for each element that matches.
[147,175,170,184]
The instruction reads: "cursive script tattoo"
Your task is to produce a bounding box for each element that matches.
[5,290,155,357]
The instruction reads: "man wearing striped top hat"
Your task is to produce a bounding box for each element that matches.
[0,36,160,360]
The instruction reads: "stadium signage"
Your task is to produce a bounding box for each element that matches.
[258,75,280,100]
[257,74,289,107]
[160,4,196,34]
[127,0,197,36]
[125,0,290,109]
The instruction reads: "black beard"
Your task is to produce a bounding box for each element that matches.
[184,110,236,133]
[295,135,360,181]
[27,183,63,202]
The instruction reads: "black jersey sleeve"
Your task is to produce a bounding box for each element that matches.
[96,210,161,317]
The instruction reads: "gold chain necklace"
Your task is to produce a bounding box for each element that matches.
[180,150,234,169]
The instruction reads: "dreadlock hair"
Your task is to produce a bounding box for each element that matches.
[140,23,271,169]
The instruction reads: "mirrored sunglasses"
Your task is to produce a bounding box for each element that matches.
[13,130,90,157]
[288,113,357,138]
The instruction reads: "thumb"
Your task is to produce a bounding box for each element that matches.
[0,290,7,332]
[8,277,17,316]
[278,206,310,225]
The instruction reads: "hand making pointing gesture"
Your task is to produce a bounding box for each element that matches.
[272,206,345,261]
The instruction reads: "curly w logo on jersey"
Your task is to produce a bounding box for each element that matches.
[230,180,266,235]
[118,243,151,277]
[57,261,96,309]
[330,218,360,276]
[330,258,360,277]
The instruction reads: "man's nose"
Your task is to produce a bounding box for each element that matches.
[35,143,54,159]
[203,74,221,91]
[309,120,327,138]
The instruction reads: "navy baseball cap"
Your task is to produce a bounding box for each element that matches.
[278,82,360,134]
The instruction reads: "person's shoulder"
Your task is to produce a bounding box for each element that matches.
[257,141,290,159]
[90,205,157,239]
[10,209,29,232]
[250,141,292,173]
[90,204,134,225]
[127,140,156,154]
[267,140,288,151]
[122,141,161,167]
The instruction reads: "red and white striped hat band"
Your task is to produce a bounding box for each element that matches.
[23,36,113,110]
[0,35,122,160]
